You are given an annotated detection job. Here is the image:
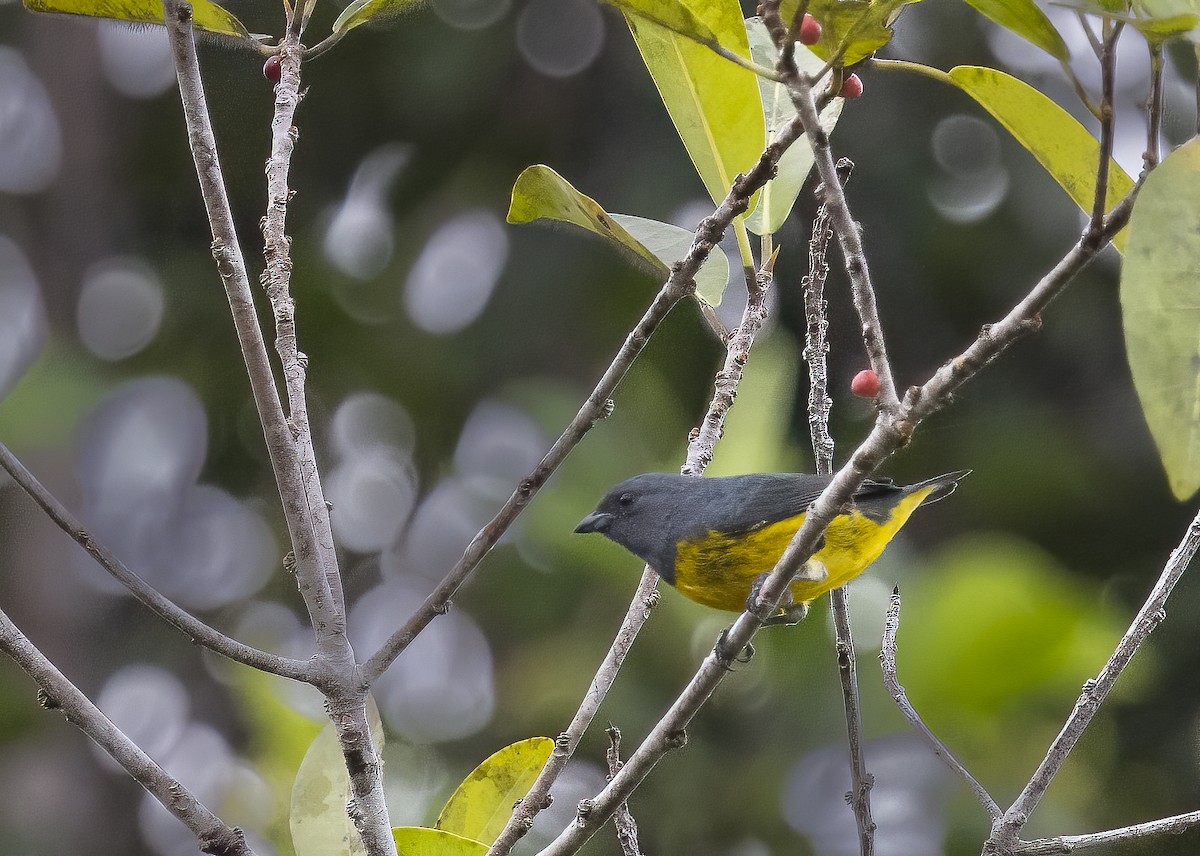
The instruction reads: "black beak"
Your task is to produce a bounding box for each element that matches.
[574,511,613,534]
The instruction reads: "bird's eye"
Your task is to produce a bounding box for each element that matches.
[618,493,635,507]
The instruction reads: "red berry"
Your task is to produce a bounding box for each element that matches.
[798,13,822,46]
[839,73,864,99]
[263,55,282,85]
[850,369,881,398]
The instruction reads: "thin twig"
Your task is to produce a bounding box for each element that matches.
[803,185,836,473]
[1087,21,1122,235]
[490,217,780,856]
[880,589,1001,819]
[0,605,257,856]
[682,256,775,475]
[260,32,348,633]
[606,725,643,856]
[365,111,812,686]
[1016,810,1200,854]
[258,26,392,856]
[762,3,900,416]
[1143,40,1164,175]
[0,443,311,682]
[160,0,341,655]
[804,160,876,855]
[487,572,660,856]
[984,505,1200,855]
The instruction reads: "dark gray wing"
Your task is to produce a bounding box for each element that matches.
[678,473,904,539]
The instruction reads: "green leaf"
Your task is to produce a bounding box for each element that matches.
[602,0,718,44]
[744,17,845,236]
[624,0,766,208]
[435,737,554,846]
[789,0,919,65]
[1120,137,1200,500]
[946,66,1135,252]
[611,214,731,305]
[290,700,385,856]
[331,0,425,35]
[507,165,669,278]
[960,0,1070,59]
[391,827,489,856]
[1135,0,1200,41]
[23,0,250,39]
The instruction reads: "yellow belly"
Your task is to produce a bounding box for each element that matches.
[670,488,932,614]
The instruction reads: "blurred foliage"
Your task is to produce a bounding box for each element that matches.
[2,1,1200,855]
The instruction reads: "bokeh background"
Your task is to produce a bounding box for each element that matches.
[1,0,1199,854]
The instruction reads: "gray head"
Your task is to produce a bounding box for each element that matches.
[574,472,692,582]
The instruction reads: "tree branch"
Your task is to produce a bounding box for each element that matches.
[880,588,1001,819]
[160,0,341,656]
[0,605,257,856]
[161,7,390,854]
[0,442,311,682]
[985,505,1200,854]
[1016,810,1200,854]
[801,163,877,854]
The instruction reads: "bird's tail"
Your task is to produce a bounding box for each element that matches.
[910,470,971,504]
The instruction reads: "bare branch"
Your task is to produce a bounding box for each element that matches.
[1143,40,1165,175]
[0,606,257,856]
[160,0,342,652]
[487,571,660,855]
[801,162,877,854]
[0,442,311,681]
[985,505,1200,854]
[880,588,1001,819]
[762,4,899,414]
[1088,21,1122,236]
[606,725,644,856]
[162,8,390,854]
[1016,810,1200,854]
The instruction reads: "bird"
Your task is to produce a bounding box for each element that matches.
[575,470,968,624]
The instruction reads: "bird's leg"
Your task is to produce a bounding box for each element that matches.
[750,559,827,626]
[715,627,755,667]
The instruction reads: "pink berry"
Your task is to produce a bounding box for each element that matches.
[263,55,282,85]
[850,369,880,398]
[839,73,864,99]
[798,13,822,46]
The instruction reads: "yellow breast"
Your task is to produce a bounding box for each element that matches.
[670,488,933,615]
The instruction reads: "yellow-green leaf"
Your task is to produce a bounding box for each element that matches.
[624,0,766,208]
[23,0,250,39]
[1136,0,1200,42]
[960,0,1069,59]
[744,16,844,236]
[507,165,669,278]
[790,0,918,65]
[611,214,731,305]
[946,65,1134,252]
[290,700,385,856]
[391,827,489,856]
[331,0,425,35]
[603,0,718,44]
[1120,137,1200,500]
[435,737,554,846]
